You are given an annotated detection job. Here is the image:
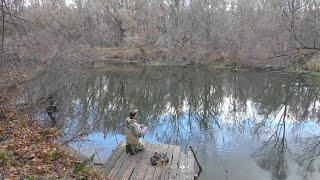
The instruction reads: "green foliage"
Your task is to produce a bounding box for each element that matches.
[74,154,95,174]
[0,150,7,159]
[74,162,91,174]
[23,175,32,180]
[49,147,58,161]
[310,72,320,76]
[0,150,12,167]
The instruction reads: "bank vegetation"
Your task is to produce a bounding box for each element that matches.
[0,0,319,71]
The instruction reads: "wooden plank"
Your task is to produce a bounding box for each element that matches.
[178,152,187,180]
[152,144,169,180]
[129,143,152,180]
[108,149,129,178]
[121,152,140,180]
[187,151,194,180]
[104,143,126,175]
[134,143,156,180]
[115,152,135,179]
[160,145,175,180]
[104,142,193,180]
[168,145,180,180]
[143,144,160,180]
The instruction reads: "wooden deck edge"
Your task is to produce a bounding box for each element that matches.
[104,142,195,180]
[103,142,126,174]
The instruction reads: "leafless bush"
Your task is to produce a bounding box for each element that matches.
[1,0,320,67]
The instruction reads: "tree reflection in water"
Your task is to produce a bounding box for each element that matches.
[252,84,291,179]
[20,65,320,179]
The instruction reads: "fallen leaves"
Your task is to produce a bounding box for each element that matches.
[0,100,108,179]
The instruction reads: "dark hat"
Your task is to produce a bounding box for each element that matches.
[130,109,138,118]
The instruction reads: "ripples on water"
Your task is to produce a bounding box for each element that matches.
[22,65,320,180]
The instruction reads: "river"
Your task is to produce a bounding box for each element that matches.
[21,64,320,180]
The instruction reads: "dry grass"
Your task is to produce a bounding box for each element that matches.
[195,49,241,65]
[15,41,317,72]
[306,54,320,72]
[93,46,169,61]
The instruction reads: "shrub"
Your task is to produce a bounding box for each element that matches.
[0,150,11,167]
[306,54,320,72]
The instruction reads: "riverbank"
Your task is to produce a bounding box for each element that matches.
[73,46,318,74]
[40,46,320,73]
[0,86,108,179]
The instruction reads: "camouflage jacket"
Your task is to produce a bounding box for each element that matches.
[124,117,145,145]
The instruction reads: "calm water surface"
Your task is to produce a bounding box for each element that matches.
[23,65,320,180]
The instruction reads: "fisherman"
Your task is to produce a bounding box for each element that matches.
[124,110,146,155]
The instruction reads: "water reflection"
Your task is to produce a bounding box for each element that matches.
[21,65,320,180]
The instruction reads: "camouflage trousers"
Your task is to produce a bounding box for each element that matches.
[126,141,145,155]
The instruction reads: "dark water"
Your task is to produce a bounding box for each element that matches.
[22,65,320,180]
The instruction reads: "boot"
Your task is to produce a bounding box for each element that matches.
[125,144,130,153]
[126,144,136,155]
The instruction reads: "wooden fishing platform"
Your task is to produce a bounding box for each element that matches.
[104,142,195,180]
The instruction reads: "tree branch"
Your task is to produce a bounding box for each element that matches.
[1,0,5,63]
[3,0,25,38]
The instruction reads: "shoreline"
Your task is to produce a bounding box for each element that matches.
[85,58,318,76]
[4,44,319,76]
